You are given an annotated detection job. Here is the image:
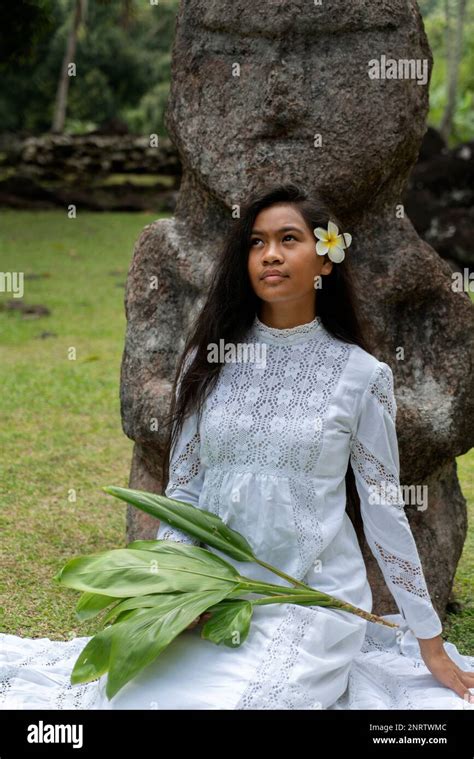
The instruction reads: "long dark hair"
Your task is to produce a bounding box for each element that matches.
[161,183,372,550]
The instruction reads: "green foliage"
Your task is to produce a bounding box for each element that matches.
[200,599,254,647]
[1,0,471,143]
[0,0,179,135]
[419,0,474,144]
[56,488,398,698]
[0,0,57,67]
[70,587,230,697]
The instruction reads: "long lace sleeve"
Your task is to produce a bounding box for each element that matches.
[157,348,203,546]
[349,361,443,639]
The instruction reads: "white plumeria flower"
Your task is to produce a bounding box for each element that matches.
[313,220,352,263]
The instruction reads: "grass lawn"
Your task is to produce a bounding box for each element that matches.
[0,210,473,655]
[445,452,474,653]
[0,210,158,640]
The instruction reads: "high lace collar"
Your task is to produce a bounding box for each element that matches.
[251,313,325,345]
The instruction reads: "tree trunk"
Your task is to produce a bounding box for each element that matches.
[51,0,87,134]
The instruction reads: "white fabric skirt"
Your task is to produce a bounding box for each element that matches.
[1,610,473,710]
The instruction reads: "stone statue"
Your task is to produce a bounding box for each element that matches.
[119,0,474,623]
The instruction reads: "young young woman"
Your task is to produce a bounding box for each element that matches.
[1,184,473,710]
[101,183,473,710]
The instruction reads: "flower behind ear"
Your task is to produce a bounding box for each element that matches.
[314,220,352,263]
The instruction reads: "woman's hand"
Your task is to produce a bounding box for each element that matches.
[185,612,213,631]
[417,634,474,704]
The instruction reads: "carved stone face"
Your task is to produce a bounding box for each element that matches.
[166,0,432,212]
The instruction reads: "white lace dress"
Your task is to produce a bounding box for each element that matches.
[1,314,473,710]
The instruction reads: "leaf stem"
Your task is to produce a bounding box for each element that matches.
[236,579,399,629]
[253,558,315,590]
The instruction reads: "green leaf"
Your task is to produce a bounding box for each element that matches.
[55,546,241,597]
[200,599,253,648]
[127,539,206,557]
[70,619,124,685]
[75,592,119,621]
[105,588,230,700]
[71,603,160,686]
[102,591,187,625]
[127,539,169,551]
[103,486,256,562]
